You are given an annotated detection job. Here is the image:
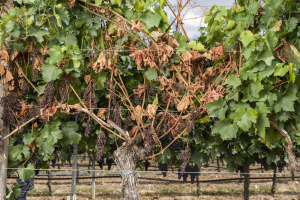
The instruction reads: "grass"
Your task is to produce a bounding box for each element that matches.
[28,189,52,196]
[76,188,115,195]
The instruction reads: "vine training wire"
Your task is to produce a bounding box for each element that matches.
[3,168,297,175]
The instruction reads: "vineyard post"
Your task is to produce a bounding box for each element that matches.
[196,166,201,196]
[47,163,53,196]
[217,157,220,172]
[271,169,277,195]
[70,143,78,199]
[0,1,13,199]
[292,172,295,181]
[243,164,250,200]
[91,154,95,199]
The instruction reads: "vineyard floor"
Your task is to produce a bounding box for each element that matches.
[7,159,300,200]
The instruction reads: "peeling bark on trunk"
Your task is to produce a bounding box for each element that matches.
[114,146,139,200]
[196,166,201,196]
[271,121,300,172]
[243,164,250,200]
[0,1,13,199]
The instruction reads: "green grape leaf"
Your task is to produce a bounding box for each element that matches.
[141,11,161,29]
[274,93,298,113]
[6,184,21,200]
[233,108,257,132]
[23,132,35,145]
[43,121,63,145]
[61,121,81,145]
[226,20,235,30]
[134,1,145,12]
[188,40,205,51]
[46,45,63,65]
[223,74,242,89]
[205,98,228,120]
[256,102,271,114]
[255,114,270,139]
[212,119,238,140]
[18,164,35,182]
[145,68,158,81]
[288,17,298,32]
[92,71,107,90]
[27,27,49,43]
[194,115,210,123]
[258,49,274,66]
[247,0,260,15]
[240,30,255,47]
[36,136,55,155]
[250,81,264,98]
[41,64,62,82]
[95,0,103,6]
[274,63,288,76]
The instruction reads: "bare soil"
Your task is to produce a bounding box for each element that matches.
[7,157,300,200]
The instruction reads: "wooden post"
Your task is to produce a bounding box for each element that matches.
[102,167,105,185]
[47,164,53,196]
[271,169,277,195]
[91,154,96,199]
[292,172,295,181]
[217,157,220,172]
[71,142,78,200]
[0,1,13,199]
[196,166,201,196]
[243,164,250,200]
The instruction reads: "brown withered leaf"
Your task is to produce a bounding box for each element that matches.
[18,101,33,118]
[28,42,34,52]
[105,34,112,41]
[84,75,91,84]
[129,126,138,137]
[0,48,10,62]
[181,50,193,62]
[157,76,173,91]
[10,50,19,61]
[0,127,3,131]
[189,83,204,94]
[156,44,173,64]
[61,103,70,113]
[161,33,180,48]
[18,79,24,88]
[33,122,38,128]
[97,108,107,120]
[0,64,5,76]
[131,105,147,122]
[177,95,193,111]
[17,67,24,77]
[93,52,111,73]
[200,88,224,105]
[146,104,158,119]
[28,139,37,152]
[133,84,146,98]
[40,48,49,55]
[33,57,42,72]
[6,70,14,91]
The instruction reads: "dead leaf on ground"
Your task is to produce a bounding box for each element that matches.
[97,108,107,120]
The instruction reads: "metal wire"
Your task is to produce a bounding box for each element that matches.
[3,168,296,175]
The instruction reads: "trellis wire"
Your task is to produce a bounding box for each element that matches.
[3,168,295,175]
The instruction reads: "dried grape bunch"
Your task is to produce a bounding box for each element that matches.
[20,80,29,96]
[32,69,37,82]
[59,76,70,102]
[112,105,121,127]
[29,106,39,118]
[1,92,22,126]
[84,118,92,138]
[179,147,190,173]
[144,126,152,154]
[148,86,156,95]
[123,115,132,130]
[134,94,142,106]
[96,132,106,161]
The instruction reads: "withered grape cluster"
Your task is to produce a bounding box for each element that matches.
[96,132,106,161]
[179,147,190,173]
